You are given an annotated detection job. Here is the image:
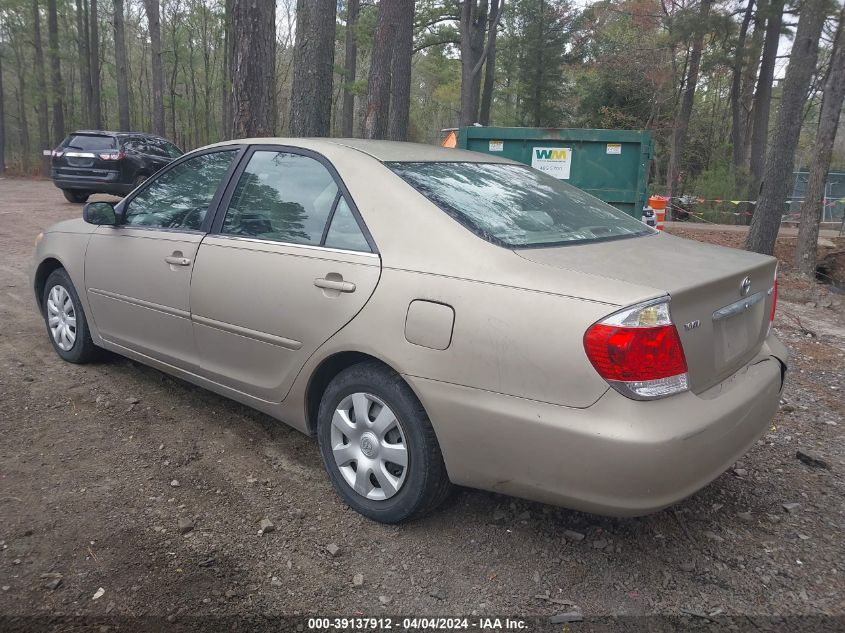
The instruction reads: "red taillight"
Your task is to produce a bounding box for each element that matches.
[98,151,125,160]
[584,324,688,382]
[584,299,689,400]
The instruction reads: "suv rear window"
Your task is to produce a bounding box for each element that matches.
[387,162,653,248]
[62,134,117,151]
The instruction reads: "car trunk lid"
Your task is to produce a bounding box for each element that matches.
[514,232,777,393]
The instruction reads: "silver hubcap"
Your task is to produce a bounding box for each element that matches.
[331,392,408,501]
[47,285,77,351]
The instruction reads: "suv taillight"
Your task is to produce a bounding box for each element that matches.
[584,299,688,400]
[98,151,125,161]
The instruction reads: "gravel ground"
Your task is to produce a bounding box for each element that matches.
[1,178,843,632]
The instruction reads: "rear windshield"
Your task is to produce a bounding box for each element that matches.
[387,161,653,248]
[61,134,117,151]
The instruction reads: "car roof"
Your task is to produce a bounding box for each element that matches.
[69,130,170,140]
[209,138,515,164]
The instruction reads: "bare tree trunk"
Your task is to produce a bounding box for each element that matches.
[12,41,32,169]
[795,7,845,275]
[730,0,754,178]
[168,17,179,140]
[0,54,5,175]
[231,0,276,137]
[113,0,130,130]
[342,0,360,137]
[362,0,401,139]
[222,0,232,138]
[32,0,51,172]
[289,0,336,137]
[47,0,64,142]
[531,0,545,127]
[746,0,784,206]
[479,0,502,126]
[739,9,764,166]
[90,0,102,128]
[14,55,31,166]
[459,0,489,127]
[143,0,165,136]
[667,0,712,202]
[745,0,831,255]
[199,3,212,144]
[75,0,92,126]
[387,0,415,141]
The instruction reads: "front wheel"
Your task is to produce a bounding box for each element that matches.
[42,269,98,363]
[317,361,452,523]
[62,189,89,204]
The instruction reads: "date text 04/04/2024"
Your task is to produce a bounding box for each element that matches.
[306,617,529,630]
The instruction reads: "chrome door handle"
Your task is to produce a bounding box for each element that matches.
[164,255,192,266]
[314,277,356,293]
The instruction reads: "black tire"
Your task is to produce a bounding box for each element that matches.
[317,361,452,523]
[62,189,90,204]
[42,269,98,364]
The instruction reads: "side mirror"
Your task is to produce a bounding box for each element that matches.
[83,201,118,226]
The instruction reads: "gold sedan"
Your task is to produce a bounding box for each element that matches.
[32,139,787,523]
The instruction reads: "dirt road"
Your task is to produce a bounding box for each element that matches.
[1,178,843,631]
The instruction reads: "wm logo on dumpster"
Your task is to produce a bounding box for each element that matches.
[534,148,569,160]
[531,146,572,180]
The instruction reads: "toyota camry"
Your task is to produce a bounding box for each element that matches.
[31,139,787,523]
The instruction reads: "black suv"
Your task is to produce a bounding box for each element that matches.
[51,131,183,203]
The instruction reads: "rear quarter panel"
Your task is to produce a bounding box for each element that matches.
[298,267,617,409]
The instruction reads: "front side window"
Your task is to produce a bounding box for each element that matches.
[221,151,339,246]
[124,150,236,231]
[387,162,653,248]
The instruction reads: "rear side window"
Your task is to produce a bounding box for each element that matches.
[324,198,371,252]
[387,162,653,248]
[62,134,116,151]
[147,143,168,157]
[122,137,144,152]
[221,151,340,246]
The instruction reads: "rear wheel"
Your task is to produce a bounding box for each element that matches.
[62,189,89,204]
[317,361,452,523]
[42,269,98,363]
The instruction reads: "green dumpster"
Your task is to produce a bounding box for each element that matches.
[454,127,653,218]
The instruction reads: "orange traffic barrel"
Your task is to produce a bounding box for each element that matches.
[648,196,668,230]
[654,208,665,230]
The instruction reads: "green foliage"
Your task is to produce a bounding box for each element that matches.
[410,43,461,143]
[0,0,835,196]
[495,0,575,127]
[569,0,672,130]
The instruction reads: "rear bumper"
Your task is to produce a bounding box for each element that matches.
[407,336,787,516]
[51,169,130,195]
